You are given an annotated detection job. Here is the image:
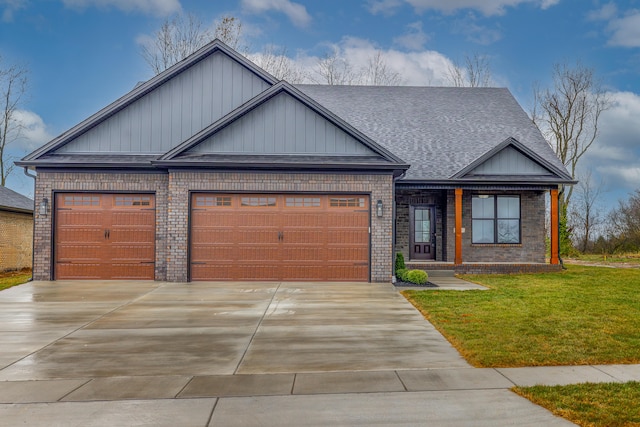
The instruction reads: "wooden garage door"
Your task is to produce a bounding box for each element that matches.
[54,193,155,280]
[190,194,370,281]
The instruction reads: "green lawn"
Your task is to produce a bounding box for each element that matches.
[403,265,640,367]
[0,269,31,291]
[513,382,640,427]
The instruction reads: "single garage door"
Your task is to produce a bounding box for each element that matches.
[190,194,370,281]
[54,193,155,280]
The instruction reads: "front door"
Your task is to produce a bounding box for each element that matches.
[410,205,435,260]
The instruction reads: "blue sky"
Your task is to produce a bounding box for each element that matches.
[1,0,639,210]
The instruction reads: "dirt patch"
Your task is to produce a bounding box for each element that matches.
[564,259,640,269]
[0,268,32,279]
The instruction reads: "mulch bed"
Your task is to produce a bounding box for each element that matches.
[394,281,439,288]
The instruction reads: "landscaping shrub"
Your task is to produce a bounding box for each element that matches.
[395,268,408,282]
[406,270,428,285]
[395,253,406,273]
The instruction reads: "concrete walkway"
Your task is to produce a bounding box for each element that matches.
[0,280,635,426]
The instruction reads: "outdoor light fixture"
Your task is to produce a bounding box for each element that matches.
[376,200,383,217]
[39,197,48,216]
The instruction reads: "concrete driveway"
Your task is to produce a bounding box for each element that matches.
[0,280,574,426]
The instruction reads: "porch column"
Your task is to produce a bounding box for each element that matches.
[455,188,463,265]
[550,188,559,265]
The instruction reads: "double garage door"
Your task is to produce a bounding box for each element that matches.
[191,194,370,281]
[54,193,370,281]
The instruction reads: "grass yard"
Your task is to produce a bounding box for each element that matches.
[402,265,640,367]
[513,382,640,427]
[0,268,32,291]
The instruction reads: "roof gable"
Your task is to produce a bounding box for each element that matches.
[22,40,277,161]
[161,82,405,165]
[0,186,33,213]
[451,137,573,182]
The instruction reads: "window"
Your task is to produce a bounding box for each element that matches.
[241,197,276,207]
[286,197,321,207]
[115,196,151,207]
[329,197,365,208]
[63,195,99,206]
[195,196,231,207]
[472,195,520,244]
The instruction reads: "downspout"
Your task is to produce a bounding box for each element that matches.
[23,167,36,282]
[558,184,566,270]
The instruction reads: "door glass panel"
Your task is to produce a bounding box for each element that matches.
[414,209,431,243]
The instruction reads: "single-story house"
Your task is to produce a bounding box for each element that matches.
[0,186,34,272]
[18,40,574,282]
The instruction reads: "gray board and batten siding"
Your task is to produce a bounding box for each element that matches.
[56,51,272,154]
[186,92,377,156]
[466,146,553,177]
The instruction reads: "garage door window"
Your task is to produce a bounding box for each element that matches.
[286,197,321,207]
[195,195,232,207]
[115,195,152,207]
[241,196,276,207]
[63,195,100,206]
[330,197,365,207]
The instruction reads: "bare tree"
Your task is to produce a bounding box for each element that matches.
[141,13,220,74]
[365,51,402,86]
[249,45,307,83]
[532,61,610,207]
[532,61,610,254]
[313,48,402,86]
[0,57,28,186]
[313,48,361,85]
[447,53,492,87]
[213,15,244,51]
[569,169,605,252]
[607,190,640,253]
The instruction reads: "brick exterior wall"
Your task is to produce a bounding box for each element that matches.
[445,190,547,263]
[167,171,394,282]
[0,210,33,272]
[33,170,394,283]
[33,172,169,280]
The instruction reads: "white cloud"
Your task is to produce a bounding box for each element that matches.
[587,2,617,21]
[376,0,560,16]
[606,10,640,47]
[1,0,27,22]
[281,37,454,86]
[367,0,403,15]
[241,0,311,28]
[12,109,54,150]
[453,12,502,44]
[62,0,181,17]
[582,91,640,195]
[393,21,430,50]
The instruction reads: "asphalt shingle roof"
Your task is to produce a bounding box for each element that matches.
[0,186,33,213]
[295,85,567,182]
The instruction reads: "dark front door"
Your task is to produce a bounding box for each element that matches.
[410,205,436,260]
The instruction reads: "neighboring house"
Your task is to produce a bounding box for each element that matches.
[0,186,34,272]
[18,40,573,283]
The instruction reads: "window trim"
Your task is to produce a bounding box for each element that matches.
[471,195,521,244]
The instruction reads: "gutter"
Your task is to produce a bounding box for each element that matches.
[23,167,36,282]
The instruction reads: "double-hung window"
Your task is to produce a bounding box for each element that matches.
[472,195,520,244]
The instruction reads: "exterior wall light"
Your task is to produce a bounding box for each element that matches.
[39,197,48,216]
[376,199,383,217]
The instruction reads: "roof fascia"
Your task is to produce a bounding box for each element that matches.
[450,137,573,181]
[22,39,278,162]
[160,81,407,166]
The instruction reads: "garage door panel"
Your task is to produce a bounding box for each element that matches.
[191,194,369,281]
[108,264,155,280]
[56,244,104,262]
[55,263,102,280]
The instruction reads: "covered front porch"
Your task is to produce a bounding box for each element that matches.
[394,186,562,274]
